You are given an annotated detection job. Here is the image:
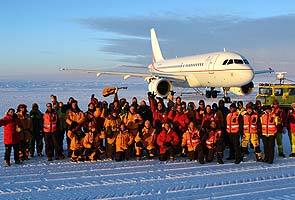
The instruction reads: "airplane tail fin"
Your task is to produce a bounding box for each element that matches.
[150,28,164,63]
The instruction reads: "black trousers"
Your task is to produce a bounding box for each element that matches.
[262,135,275,163]
[44,132,62,158]
[228,134,242,162]
[29,131,43,155]
[106,143,115,159]
[4,144,19,162]
[187,144,204,162]
[115,148,132,161]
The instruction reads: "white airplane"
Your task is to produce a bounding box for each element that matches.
[62,28,273,102]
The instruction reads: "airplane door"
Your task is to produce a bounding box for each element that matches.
[208,54,219,74]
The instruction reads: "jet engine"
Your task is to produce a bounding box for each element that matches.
[229,81,254,96]
[148,78,172,97]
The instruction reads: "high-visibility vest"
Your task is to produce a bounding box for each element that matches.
[226,112,240,134]
[43,112,58,133]
[261,113,277,136]
[243,113,258,134]
[206,129,222,149]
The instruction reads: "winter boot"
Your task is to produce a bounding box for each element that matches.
[5,160,11,167]
[278,153,285,158]
[289,153,295,157]
[217,152,224,164]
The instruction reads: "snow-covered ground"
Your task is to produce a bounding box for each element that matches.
[0,78,295,200]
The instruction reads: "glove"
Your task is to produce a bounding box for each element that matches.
[136,141,144,148]
[163,142,172,147]
[232,118,237,123]
[148,92,156,98]
[134,119,139,123]
[170,91,176,96]
[181,147,186,157]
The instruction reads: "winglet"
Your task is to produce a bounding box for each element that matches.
[150,28,164,63]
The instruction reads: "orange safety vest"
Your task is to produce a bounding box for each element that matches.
[226,112,240,134]
[243,113,258,134]
[43,112,58,133]
[206,129,222,149]
[261,113,277,136]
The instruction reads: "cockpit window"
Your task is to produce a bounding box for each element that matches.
[243,59,249,64]
[222,59,228,65]
[234,59,244,64]
[227,59,233,65]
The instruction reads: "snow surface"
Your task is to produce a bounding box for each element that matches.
[0,79,295,200]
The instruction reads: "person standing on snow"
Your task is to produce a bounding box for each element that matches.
[0,108,22,167]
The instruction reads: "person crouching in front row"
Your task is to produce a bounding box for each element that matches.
[182,121,204,163]
[206,120,224,164]
[83,126,104,161]
[157,123,179,161]
[134,120,157,160]
[115,123,134,161]
[68,125,85,162]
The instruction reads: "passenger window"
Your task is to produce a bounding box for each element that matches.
[222,59,228,65]
[234,59,244,64]
[274,88,283,96]
[227,59,233,65]
[289,88,295,96]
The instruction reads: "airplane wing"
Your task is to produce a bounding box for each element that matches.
[60,68,187,82]
[254,68,274,74]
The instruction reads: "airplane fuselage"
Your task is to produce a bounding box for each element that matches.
[149,51,254,88]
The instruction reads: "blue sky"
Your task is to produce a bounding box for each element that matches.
[1,0,295,79]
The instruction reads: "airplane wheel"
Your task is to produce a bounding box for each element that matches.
[212,91,218,98]
[206,91,211,98]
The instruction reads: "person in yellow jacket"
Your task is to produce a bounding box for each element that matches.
[17,104,33,161]
[67,125,85,162]
[115,123,134,161]
[83,126,104,161]
[261,105,279,164]
[84,102,106,133]
[103,110,121,160]
[122,105,143,137]
[134,120,157,160]
[66,100,85,157]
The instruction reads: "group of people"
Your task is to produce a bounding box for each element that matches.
[1,89,295,167]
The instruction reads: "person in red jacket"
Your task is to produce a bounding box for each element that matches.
[148,92,168,133]
[157,122,179,161]
[0,108,22,166]
[287,103,295,157]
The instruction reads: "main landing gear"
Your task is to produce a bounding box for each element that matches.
[205,87,219,98]
[205,87,231,103]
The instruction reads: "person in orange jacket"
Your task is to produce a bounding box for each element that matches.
[68,125,85,162]
[115,123,134,161]
[226,103,243,164]
[181,121,204,163]
[261,105,279,164]
[66,100,85,157]
[205,120,224,164]
[241,102,263,162]
[134,120,157,160]
[83,126,104,161]
[157,122,179,161]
